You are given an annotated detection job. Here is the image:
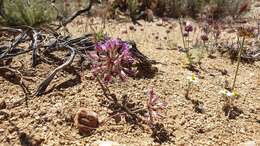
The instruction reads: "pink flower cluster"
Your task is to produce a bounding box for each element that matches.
[146,87,167,124]
[89,38,136,83]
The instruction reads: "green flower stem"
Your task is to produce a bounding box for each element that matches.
[179,19,186,50]
[232,37,245,91]
[257,22,259,38]
[187,32,190,49]
[179,19,192,67]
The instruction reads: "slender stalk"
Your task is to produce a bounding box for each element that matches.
[202,40,207,60]
[232,37,245,91]
[257,22,260,38]
[31,29,39,67]
[185,82,191,100]
[85,108,147,129]
[187,32,190,49]
[179,19,186,49]
[96,76,147,125]
[179,19,192,67]
[96,76,115,101]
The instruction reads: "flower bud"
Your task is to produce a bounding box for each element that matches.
[185,25,193,32]
[201,34,209,42]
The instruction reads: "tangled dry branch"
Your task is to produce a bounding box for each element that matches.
[0,25,151,107]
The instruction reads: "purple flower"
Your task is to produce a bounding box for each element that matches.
[106,38,120,51]
[185,24,193,32]
[89,38,136,83]
[95,43,107,52]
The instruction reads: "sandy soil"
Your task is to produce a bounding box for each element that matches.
[0,5,260,146]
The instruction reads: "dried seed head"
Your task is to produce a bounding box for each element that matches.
[201,34,209,42]
[146,87,167,124]
[237,27,255,38]
[184,23,193,32]
[74,108,99,134]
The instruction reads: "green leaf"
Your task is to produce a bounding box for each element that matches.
[0,0,57,27]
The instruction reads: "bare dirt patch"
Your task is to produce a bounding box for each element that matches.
[0,16,260,146]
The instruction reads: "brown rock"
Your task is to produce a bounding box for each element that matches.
[74,108,99,134]
[19,132,44,146]
[129,26,135,30]
[0,99,6,110]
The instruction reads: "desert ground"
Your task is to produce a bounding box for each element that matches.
[0,1,260,146]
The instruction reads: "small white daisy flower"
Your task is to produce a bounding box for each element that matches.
[187,73,198,84]
[219,89,238,97]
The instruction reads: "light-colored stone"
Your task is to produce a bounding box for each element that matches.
[0,128,4,133]
[239,141,257,146]
[91,140,124,146]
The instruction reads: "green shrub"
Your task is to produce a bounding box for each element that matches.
[156,0,208,18]
[154,0,247,18]
[110,0,249,19]
[0,0,57,27]
[209,0,247,18]
[127,0,139,16]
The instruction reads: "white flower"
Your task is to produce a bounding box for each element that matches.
[187,73,198,84]
[219,89,238,97]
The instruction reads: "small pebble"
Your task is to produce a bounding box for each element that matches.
[0,99,6,110]
[0,128,4,133]
[129,26,135,30]
[156,20,163,26]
